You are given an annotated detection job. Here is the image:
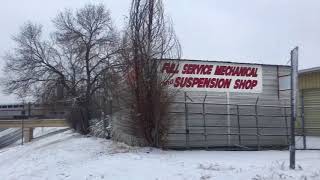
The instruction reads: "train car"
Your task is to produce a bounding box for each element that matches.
[0,103,68,119]
[0,104,28,119]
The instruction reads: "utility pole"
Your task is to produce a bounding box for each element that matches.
[290,47,299,169]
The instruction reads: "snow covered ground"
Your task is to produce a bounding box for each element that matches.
[0,129,320,180]
[296,136,320,149]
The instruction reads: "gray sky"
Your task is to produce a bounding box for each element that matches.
[1,0,320,103]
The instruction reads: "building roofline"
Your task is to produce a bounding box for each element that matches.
[299,66,320,74]
[162,58,291,67]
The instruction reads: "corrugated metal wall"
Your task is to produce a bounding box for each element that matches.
[298,72,320,136]
[300,72,320,90]
[299,72,320,136]
[166,64,292,148]
[112,61,292,148]
[300,89,320,136]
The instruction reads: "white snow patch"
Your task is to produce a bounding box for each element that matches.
[0,130,320,180]
[33,127,69,138]
[296,136,320,149]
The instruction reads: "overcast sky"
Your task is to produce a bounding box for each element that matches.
[1,0,320,103]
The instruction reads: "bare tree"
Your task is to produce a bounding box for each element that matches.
[2,4,120,134]
[119,0,181,146]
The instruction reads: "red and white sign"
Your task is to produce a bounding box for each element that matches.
[160,61,263,93]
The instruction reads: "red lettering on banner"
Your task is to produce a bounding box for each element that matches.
[250,68,258,77]
[192,78,199,87]
[252,80,258,87]
[162,61,261,92]
[214,66,258,77]
[174,77,232,89]
[161,79,174,86]
[198,78,204,88]
[233,79,258,89]
[239,67,248,76]
[214,66,226,75]
[174,77,181,87]
[161,62,179,74]
[182,64,213,75]
[161,63,170,73]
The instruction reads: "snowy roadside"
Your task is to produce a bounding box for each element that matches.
[0,130,320,180]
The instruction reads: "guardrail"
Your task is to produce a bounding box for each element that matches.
[0,118,68,143]
[0,119,68,128]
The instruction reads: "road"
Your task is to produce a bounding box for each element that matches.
[0,128,22,148]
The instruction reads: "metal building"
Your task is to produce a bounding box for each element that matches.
[299,67,320,136]
[113,59,293,149]
[164,60,292,149]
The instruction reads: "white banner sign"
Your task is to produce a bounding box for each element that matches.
[160,61,263,93]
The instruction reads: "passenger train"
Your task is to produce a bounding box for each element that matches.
[0,103,67,119]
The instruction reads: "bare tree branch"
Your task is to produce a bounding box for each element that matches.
[3,4,120,135]
[118,0,181,146]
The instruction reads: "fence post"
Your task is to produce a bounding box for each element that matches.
[290,47,298,169]
[23,102,33,143]
[255,104,260,150]
[202,94,208,149]
[102,111,107,138]
[237,105,241,145]
[301,90,306,149]
[28,102,31,118]
[108,99,113,139]
[284,106,289,146]
[184,92,190,149]
[21,107,25,145]
[226,92,231,146]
